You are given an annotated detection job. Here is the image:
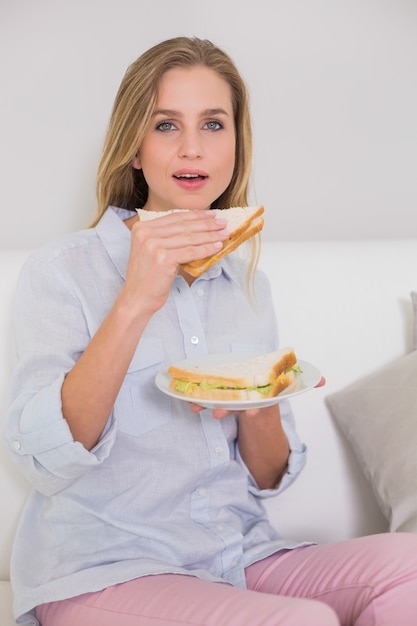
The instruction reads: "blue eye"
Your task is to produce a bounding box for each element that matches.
[156,121,175,132]
[205,120,223,130]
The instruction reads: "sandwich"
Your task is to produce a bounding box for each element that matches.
[136,205,264,277]
[168,347,299,402]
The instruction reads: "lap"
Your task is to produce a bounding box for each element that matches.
[36,572,337,626]
[36,533,417,626]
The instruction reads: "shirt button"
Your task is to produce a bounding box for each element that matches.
[196,288,204,297]
[198,488,207,496]
[215,446,224,454]
[13,441,21,451]
[191,336,199,345]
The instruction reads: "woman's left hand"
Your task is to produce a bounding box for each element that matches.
[189,375,325,488]
[189,403,289,489]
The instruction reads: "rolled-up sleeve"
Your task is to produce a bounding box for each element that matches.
[233,268,307,498]
[4,252,116,495]
[236,399,307,499]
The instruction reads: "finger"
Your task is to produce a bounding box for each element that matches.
[137,210,228,237]
[189,404,230,419]
[189,402,204,413]
[211,408,230,420]
[315,376,326,388]
[135,219,229,251]
[136,231,230,271]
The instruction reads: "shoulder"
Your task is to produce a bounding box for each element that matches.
[27,228,99,266]
[17,228,104,296]
[23,206,129,273]
[20,223,112,284]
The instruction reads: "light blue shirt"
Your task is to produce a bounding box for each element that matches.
[5,207,307,623]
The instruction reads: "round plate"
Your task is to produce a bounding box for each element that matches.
[155,354,322,410]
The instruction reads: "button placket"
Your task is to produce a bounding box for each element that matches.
[199,411,229,467]
[172,278,207,357]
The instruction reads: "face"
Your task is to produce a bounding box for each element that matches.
[133,66,236,212]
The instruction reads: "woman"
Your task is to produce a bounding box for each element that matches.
[6,36,417,626]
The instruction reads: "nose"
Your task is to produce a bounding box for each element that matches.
[178,128,203,159]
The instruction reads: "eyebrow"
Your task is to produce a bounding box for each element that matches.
[152,108,230,118]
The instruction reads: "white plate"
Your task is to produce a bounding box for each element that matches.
[155,354,322,410]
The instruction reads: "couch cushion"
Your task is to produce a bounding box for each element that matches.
[0,581,17,626]
[411,291,417,350]
[326,350,417,533]
[0,251,33,581]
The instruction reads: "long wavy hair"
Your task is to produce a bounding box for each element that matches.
[91,37,260,298]
[91,36,253,225]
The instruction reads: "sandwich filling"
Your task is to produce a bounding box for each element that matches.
[171,365,301,397]
[173,379,275,396]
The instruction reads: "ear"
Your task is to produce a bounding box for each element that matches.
[132,154,141,170]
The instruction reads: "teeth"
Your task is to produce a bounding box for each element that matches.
[177,173,199,179]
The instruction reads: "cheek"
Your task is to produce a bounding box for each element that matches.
[214,135,235,167]
[134,145,161,179]
[226,135,237,168]
[224,145,236,177]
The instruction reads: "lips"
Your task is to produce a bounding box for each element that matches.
[173,168,208,178]
[172,169,208,189]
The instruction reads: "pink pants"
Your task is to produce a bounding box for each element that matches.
[36,533,417,626]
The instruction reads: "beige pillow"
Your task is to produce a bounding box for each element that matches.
[326,350,417,533]
[411,291,417,350]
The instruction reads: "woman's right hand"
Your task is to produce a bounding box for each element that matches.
[121,209,229,315]
[61,210,228,450]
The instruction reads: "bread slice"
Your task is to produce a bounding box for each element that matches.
[168,348,297,401]
[136,206,264,277]
[137,208,189,220]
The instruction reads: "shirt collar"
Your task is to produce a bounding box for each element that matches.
[95,206,133,280]
[197,255,245,288]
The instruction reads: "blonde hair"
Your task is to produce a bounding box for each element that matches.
[91,36,252,225]
[92,36,260,297]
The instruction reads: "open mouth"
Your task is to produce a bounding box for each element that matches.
[173,173,207,181]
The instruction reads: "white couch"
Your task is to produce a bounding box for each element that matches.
[1,240,416,625]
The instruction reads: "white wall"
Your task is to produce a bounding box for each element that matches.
[1,0,416,249]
